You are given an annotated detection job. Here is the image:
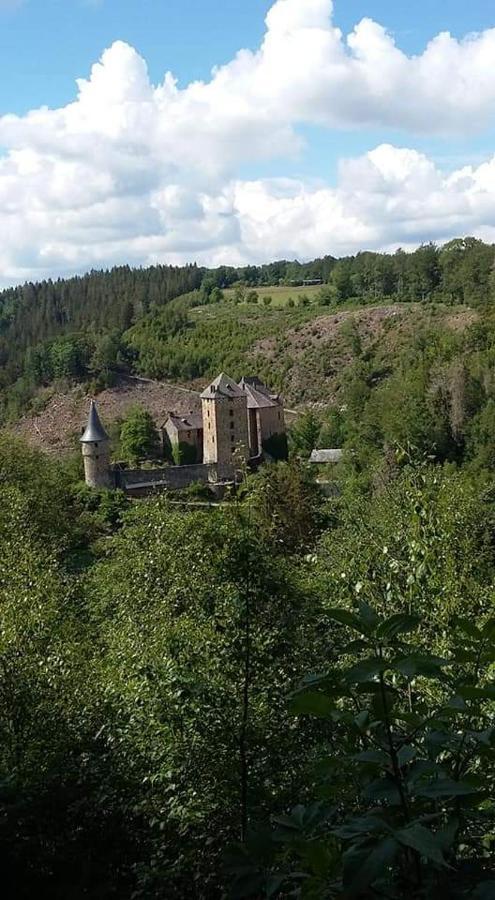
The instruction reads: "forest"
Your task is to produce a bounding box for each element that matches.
[0,238,494,898]
[1,435,494,898]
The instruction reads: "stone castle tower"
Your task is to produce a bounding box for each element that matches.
[80,400,113,489]
[201,373,249,479]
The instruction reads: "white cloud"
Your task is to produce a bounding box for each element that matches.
[2,0,495,283]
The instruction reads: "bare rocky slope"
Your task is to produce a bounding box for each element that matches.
[14,376,202,455]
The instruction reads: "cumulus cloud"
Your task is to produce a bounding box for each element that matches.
[2,0,495,283]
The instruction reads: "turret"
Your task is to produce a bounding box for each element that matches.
[80,400,113,489]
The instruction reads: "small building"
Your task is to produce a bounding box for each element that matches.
[309,449,344,464]
[162,412,203,464]
[238,377,287,459]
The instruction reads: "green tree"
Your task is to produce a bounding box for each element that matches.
[290,411,321,458]
[119,406,160,465]
[87,500,325,895]
[247,460,326,554]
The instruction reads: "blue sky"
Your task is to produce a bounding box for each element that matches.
[1,0,494,114]
[1,0,495,283]
[1,0,493,182]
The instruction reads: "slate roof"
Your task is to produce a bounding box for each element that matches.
[80,400,109,443]
[238,376,270,398]
[240,382,279,410]
[310,449,343,463]
[200,372,245,400]
[164,413,203,432]
[238,376,281,408]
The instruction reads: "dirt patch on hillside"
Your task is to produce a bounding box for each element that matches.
[254,305,407,361]
[14,376,202,455]
[444,309,479,332]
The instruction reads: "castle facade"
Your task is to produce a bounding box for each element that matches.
[81,373,287,494]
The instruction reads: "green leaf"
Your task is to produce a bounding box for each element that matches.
[393,654,448,678]
[469,727,494,747]
[376,613,421,640]
[397,745,417,767]
[353,709,370,730]
[344,639,369,653]
[482,618,495,640]
[453,617,482,640]
[353,749,389,766]
[290,692,334,718]
[364,778,403,804]
[337,813,391,840]
[452,648,479,664]
[345,657,385,683]
[444,694,468,711]
[343,837,398,898]
[435,818,459,852]
[326,608,365,633]
[357,601,381,631]
[417,779,481,799]
[395,824,447,867]
[458,684,495,701]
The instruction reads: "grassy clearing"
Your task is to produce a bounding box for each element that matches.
[222,283,324,308]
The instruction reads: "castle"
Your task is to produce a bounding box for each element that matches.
[80,373,287,495]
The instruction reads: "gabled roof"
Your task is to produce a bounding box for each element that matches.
[238,376,280,409]
[239,376,280,403]
[164,413,203,432]
[239,376,271,397]
[201,372,245,400]
[80,400,109,443]
[310,449,343,463]
[241,382,279,409]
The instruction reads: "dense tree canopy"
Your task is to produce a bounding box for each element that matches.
[0,434,493,898]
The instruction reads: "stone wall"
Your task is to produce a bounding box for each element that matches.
[82,441,114,489]
[116,462,217,495]
[259,405,285,443]
[202,394,249,479]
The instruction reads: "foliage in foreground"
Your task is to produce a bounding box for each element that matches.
[229,605,495,898]
[0,436,493,898]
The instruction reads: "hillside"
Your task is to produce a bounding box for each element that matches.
[13,375,203,455]
[2,237,495,476]
[12,297,480,461]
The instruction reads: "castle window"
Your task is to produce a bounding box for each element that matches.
[231,434,235,442]
[230,421,234,429]
[229,409,234,417]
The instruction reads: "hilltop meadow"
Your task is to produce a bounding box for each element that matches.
[0,239,494,898]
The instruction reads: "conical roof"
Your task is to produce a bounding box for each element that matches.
[201,372,245,400]
[80,400,110,443]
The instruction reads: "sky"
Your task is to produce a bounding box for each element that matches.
[1,0,495,285]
